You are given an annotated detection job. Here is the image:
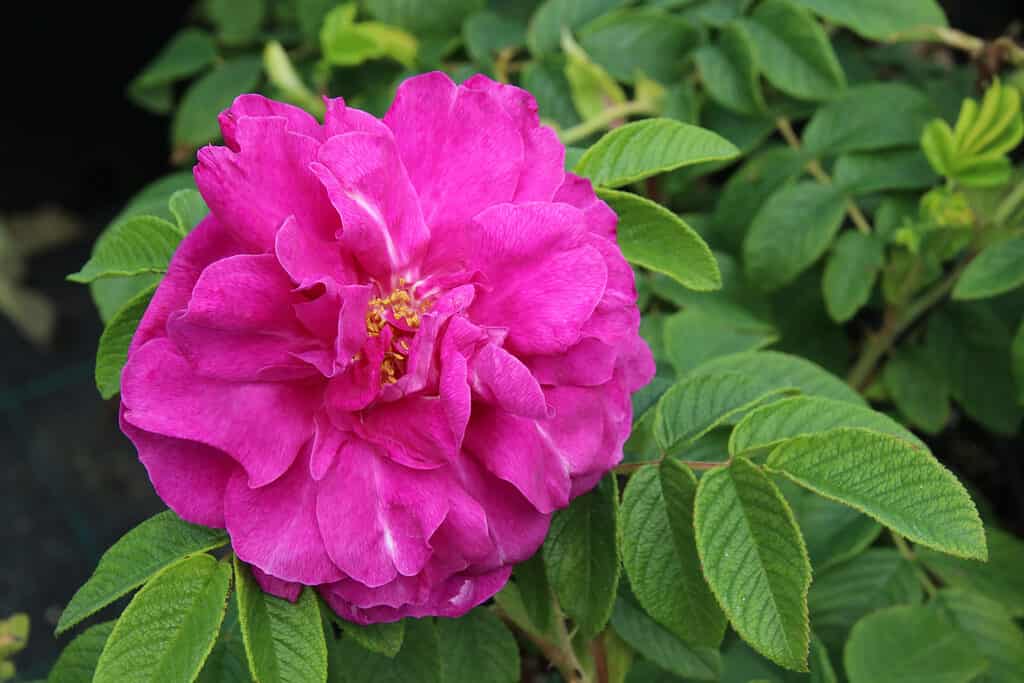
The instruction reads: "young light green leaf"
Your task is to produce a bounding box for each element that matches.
[57,511,229,635]
[833,148,938,195]
[695,21,764,115]
[766,428,986,559]
[320,7,418,68]
[654,373,793,451]
[694,457,811,671]
[744,182,847,291]
[883,347,951,434]
[235,558,327,683]
[437,609,520,683]
[620,461,726,647]
[543,476,619,638]
[173,56,263,149]
[843,605,987,683]
[822,231,884,323]
[803,83,936,157]
[952,235,1024,300]
[692,351,865,404]
[919,526,1024,617]
[93,555,232,683]
[611,590,720,681]
[68,216,182,283]
[578,9,701,84]
[575,118,739,188]
[931,588,1024,682]
[561,28,626,121]
[264,41,326,116]
[596,189,720,291]
[331,618,440,683]
[791,0,947,40]
[169,190,209,234]
[95,283,157,399]
[729,395,924,456]
[527,0,624,56]
[921,118,957,177]
[48,622,115,683]
[742,0,845,102]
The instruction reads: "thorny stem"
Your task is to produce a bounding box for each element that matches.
[559,100,658,145]
[776,117,874,235]
[891,532,939,597]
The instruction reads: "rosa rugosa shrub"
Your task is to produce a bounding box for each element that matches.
[50,2,1024,682]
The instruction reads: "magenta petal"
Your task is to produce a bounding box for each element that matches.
[274,216,357,287]
[554,173,618,240]
[219,94,323,150]
[470,343,548,419]
[196,117,339,251]
[226,447,344,585]
[357,395,465,469]
[311,132,430,279]
[317,440,448,586]
[122,338,319,488]
[251,565,303,603]
[323,96,391,137]
[526,337,618,387]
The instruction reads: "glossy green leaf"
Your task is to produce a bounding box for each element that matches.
[597,189,720,291]
[578,9,701,84]
[792,0,947,40]
[575,118,739,188]
[742,0,845,101]
[694,457,811,671]
[93,555,232,683]
[173,56,263,149]
[953,235,1024,300]
[57,511,229,635]
[48,622,114,683]
[330,618,440,683]
[654,372,792,451]
[68,216,182,283]
[611,590,720,681]
[527,0,624,55]
[730,395,924,456]
[882,346,951,434]
[766,428,986,559]
[94,283,157,399]
[821,231,884,323]
[620,461,726,647]
[364,0,485,34]
[437,609,519,683]
[932,588,1024,683]
[235,558,327,683]
[695,22,764,115]
[919,526,1024,617]
[833,148,938,195]
[844,605,987,683]
[744,182,847,291]
[207,0,266,45]
[543,476,619,638]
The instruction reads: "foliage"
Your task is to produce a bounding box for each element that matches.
[57,1,1024,682]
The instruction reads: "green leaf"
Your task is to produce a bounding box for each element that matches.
[919,526,1024,617]
[953,235,1024,300]
[596,189,720,290]
[543,476,619,638]
[365,0,485,35]
[1014,320,1024,405]
[437,609,520,683]
[173,56,263,149]
[527,0,624,56]
[921,118,957,177]
[521,59,581,129]
[169,190,210,233]
[882,346,951,434]
[93,555,232,683]
[129,29,217,112]
[297,0,338,42]
[207,0,266,45]
[95,283,157,400]
[803,83,935,157]
[809,549,922,649]
[575,118,739,188]
[463,10,526,67]
[235,558,327,683]
[511,553,554,636]
[821,231,884,323]
[792,0,947,40]
[777,478,881,570]
[68,216,182,283]
[329,618,405,659]
[932,588,1024,683]
[561,29,626,121]
[694,457,811,671]
[196,597,251,683]
[729,395,924,456]
[843,605,987,683]
[321,7,418,68]
[766,428,986,559]
[654,373,793,451]
[695,22,764,115]
[48,622,114,683]
[741,0,845,102]
[692,351,865,404]
[578,9,701,84]
[833,148,938,195]
[620,461,726,647]
[331,618,440,683]
[57,511,229,635]
[611,589,720,681]
[744,182,847,291]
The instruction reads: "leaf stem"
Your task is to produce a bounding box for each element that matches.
[900,26,1024,66]
[891,532,938,597]
[560,100,658,145]
[775,118,873,234]
[994,176,1024,225]
[614,458,727,474]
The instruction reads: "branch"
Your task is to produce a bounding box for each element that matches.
[559,100,658,145]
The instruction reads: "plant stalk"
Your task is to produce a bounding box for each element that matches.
[560,100,657,145]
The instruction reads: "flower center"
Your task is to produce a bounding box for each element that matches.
[365,280,431,384]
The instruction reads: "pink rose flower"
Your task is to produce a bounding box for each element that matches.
[120,72,654,623]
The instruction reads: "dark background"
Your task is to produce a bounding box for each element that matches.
[1,2,1022,677]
